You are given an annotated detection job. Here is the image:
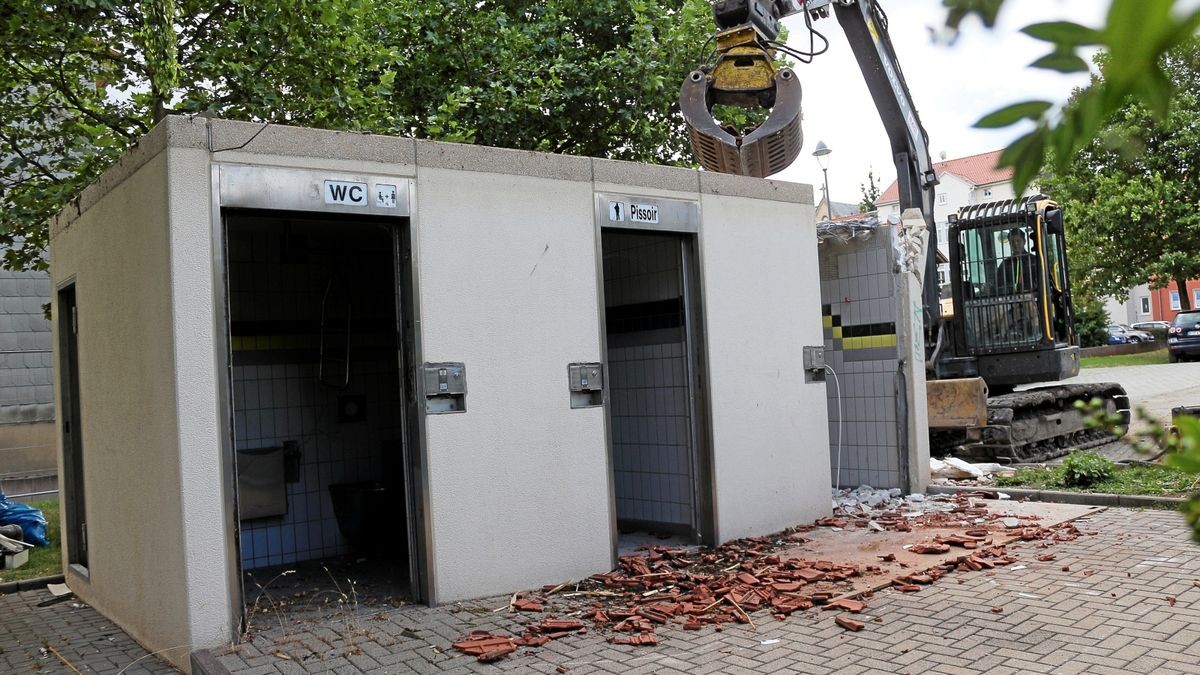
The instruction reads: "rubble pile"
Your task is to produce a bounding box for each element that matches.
[830,486,1018,532]
[452,490,1078,664]
[453,529,871,662]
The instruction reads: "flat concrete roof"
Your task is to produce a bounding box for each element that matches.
[52,116,814,235]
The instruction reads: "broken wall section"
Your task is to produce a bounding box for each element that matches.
[819,221,926,492]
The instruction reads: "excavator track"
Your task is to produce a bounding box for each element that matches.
[938,382,1130,464]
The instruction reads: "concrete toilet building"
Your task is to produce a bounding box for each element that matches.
[49,116,831,669]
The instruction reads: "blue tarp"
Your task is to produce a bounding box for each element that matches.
[0,490,48,547]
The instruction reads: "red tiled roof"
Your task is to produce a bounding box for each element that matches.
[877,149,1010,204]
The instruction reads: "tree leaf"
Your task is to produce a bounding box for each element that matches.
[1022,21,1102,46]
[974,100,1053,128]
[1030,52,1091,73]
[998,127,1047,194]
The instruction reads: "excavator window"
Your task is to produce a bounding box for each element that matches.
[1044,230,1072,343]
[957,223,1045,353]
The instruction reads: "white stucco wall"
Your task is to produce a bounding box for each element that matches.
[167,146,236,650]
[49,150,196,665]
[698,180,831,541]
[415,158,611,603]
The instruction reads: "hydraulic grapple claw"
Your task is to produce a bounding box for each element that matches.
[681,67,803,178]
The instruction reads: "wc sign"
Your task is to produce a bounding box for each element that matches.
[323,180,399,208]
[324,180,367,206]
[608,200,659,224]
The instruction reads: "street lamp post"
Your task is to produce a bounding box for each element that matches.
[813,140,832,220]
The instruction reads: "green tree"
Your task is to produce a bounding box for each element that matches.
[1071,296,1111,348]
[1040,39,1200,308]
[858,168,880,213]
[950,0,1200,193]
[0,0,717,272]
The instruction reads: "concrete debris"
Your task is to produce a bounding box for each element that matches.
[931,457,1004,480]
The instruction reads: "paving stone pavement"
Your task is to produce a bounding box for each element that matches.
[0,587,178,673]
[207,507,1200,674]
[1057,361,1200,425]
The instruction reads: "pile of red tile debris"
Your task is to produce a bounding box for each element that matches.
[452,492,1082,663]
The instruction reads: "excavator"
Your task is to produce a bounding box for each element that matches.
[680,0,1129,462]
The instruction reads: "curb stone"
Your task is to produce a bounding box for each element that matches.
[927,485,1187,509]
[0,573,64,595]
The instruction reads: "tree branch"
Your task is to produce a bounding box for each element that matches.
[0,131,62,183]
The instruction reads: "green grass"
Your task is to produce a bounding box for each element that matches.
[994,463,1200,496]
[0,499,62,584]
[1080,348,1168,368]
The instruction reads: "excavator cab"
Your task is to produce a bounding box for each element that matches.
[946,197,1078,387]
[681,0,805,177]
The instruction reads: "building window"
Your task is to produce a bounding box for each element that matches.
[983,188,993,197]
[1194,289,1200,309]
[1141,296,1150,314]
[937,193,948,205]
[1171,290,1181,310]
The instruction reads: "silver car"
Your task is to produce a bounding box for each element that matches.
[1107,324,1154,343]
[1132,321,1171,331]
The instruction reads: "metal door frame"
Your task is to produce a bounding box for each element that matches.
[56,279,90,577]
[211,165,433,638]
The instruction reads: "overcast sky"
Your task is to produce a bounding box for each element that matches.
[771,0,1113,204]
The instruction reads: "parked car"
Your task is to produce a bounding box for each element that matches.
[1107,324,1153,343]
[1132,321,1171,331]
[1107,332,1130,346]
[1168,310,1200,362]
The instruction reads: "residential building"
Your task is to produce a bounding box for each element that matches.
[875,149,1037,289]
[1150,281,1200,321]
[1103,284,1154,326]
[0,257,55,499]
[816,197,861,221]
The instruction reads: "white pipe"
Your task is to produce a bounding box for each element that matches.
[824,364,844,491]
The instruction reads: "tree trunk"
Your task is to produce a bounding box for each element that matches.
[1177,276,1192,311]
[151,92,167,124]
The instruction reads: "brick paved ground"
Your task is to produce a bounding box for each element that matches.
[208,507,1200,674]
[0,587,178,673]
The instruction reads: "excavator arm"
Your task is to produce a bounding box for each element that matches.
[683,0,940,339]
[680,0,806,177]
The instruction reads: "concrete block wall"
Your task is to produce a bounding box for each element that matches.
[0,270,54,424]
[0,268,56,486]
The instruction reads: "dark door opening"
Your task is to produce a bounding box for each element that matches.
[222,212,419,625]
[57,283,88,571]
[601,230,712,548]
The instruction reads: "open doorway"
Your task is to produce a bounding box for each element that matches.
[601,230,712,552]
[223,213,416,626]
[57,282,88,573]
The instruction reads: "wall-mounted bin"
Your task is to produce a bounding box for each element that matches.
[423,362,466,414]
[568,362,603,408]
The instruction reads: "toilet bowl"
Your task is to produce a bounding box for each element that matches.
[328,481,403,553]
